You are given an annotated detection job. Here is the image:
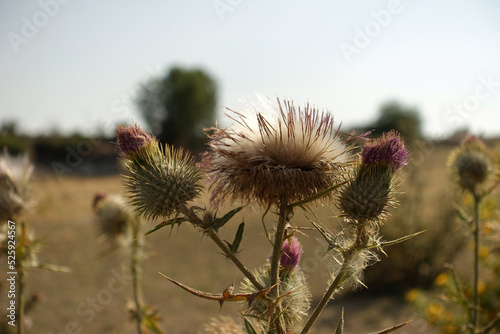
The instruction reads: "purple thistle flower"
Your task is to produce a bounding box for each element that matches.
[361,131,409,171]
[279,237,303,270]
[116,124,152,157]
[461,134,486,151]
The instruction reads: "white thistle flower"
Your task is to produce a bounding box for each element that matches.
[203,97,353,206]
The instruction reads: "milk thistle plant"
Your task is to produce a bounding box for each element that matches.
[443,135,499,333]
[116,98,414,333]
[92,191,164,334]
[408,136,500,334]
[0,149,68,334]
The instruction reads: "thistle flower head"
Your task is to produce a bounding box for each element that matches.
[93,193,132,240]
[337,132,408,224]
[279,236,303,271]
[0,149,33,221]
[361,130,409,171]
[448,138,493,194]
[123,141,202,220]
[116,124,153,157]
[203,97,352,206]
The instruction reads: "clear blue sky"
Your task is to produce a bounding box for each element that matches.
[1,0,500,138]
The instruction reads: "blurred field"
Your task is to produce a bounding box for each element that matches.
[4,140,496,333]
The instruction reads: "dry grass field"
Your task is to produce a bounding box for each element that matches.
[4,140,498,333]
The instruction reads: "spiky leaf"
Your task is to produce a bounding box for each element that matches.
[369,319,413,334]
[334,308,344,334]
[228,222,245,254]
[144,217,187,236]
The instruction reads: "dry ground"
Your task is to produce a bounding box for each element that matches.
[2,142,478,333]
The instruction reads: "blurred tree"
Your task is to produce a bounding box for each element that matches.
[0,121,31,155]
[136,67,217,154]
[370,101,422,144]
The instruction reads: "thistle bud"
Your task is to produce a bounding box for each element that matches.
[123,144,202,220]
[93,193,132,240]
[337,131,409,223]
[448,136,492,194]
[280,237,303,271]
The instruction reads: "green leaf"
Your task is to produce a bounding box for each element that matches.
[144,217,187,236]
[334,308,344,334]
[453,203,472,224]
[369,319,413,334]
[229,222,245,254]
[212,206,244,232]
[244,317,258,334]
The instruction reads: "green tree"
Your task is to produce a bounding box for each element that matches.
[137,67,217,154]
[371,101,422,144]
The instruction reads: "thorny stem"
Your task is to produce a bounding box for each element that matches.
[301,224,370,334]
[472,194,481,331]
[269,199,289,333]
[180,205,264,291]
[131,219,143,334]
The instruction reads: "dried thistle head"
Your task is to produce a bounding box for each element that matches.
[93,193,133,240]
[448,136,493,195]
[337,131,409,223]
[117,125,203,220]
[203,97,352,207]
[0,150,33,221]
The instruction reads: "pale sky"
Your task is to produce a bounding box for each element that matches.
[1,0,500,139]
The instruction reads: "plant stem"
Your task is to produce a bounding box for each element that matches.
[17,273,25,334]
[131,219,143,334]
[268,199,288,333]
[472,194,481,331]
[16,223,25,334]
[300,263,348,334]
[180,205,264,291]
[301,225,368,334]
[205,228,264,291]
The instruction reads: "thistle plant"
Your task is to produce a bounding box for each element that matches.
[431,135,500,333]
[116,98,414,333]
[92,191,164,334]
[301,130,410,333]
[407,136,500,334]
[0,149,68,334]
